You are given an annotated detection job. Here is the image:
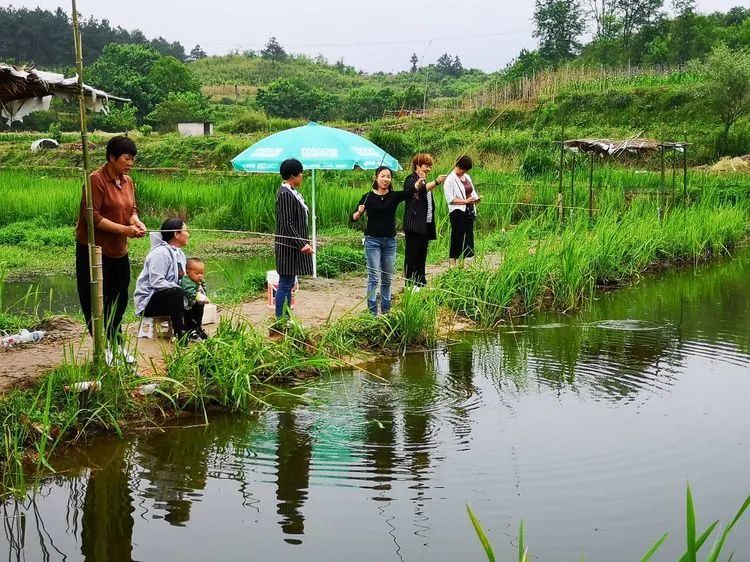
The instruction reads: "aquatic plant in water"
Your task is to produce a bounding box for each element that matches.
[466,485,750,561]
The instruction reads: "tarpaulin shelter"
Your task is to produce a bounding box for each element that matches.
[0,63,129,126]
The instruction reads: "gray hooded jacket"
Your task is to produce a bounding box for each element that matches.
[133,233,187,316]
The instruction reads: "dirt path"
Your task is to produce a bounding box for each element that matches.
[0,262,454,393]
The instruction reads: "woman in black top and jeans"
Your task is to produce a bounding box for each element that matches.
[351,166,409,314]
[403,153,447,286]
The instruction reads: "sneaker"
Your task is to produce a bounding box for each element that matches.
[187,330,203,343]
[121,346,137,364]
[106,344,137,365]
[105,346,115,367]
[196,327,209,340]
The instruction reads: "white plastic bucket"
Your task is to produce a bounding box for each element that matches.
[266,270,298,309]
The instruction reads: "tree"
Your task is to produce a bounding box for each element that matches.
[189,44,207,61]
[410,53,419,72]
[453,56,464,75]
[0,6,189,67]
[88,44,201,120]
[91,104,138,132]
[435,53,464,77]
[588,0,617,39]
[146,92,213,131]
[261,36,287,61]
[615,0,663,49]
[148,56,202,101]
[88,44,162,116]
[698,45,750,154]
[343,87,397,121]
[256,78,338,121]
[533,0,586,64]
[148,36,187,61]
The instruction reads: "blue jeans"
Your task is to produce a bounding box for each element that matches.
[364,236,396,315]
[275,274,296,318]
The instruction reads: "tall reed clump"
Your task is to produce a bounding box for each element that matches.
[166,320,336,412]
[431,197,748,325]
[318,288,439,355]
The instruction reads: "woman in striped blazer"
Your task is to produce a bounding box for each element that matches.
[275,159,314,319]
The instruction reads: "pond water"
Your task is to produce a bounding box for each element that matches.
[2,255,750,561]
[1,256,273,316]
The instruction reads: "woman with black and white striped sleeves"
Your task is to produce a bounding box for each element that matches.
[275,158,314,319]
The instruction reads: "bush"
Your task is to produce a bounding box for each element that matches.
[46,122,62,143]
[0,223,27,245]
[366,129,414,162]
[520,147,557,178]
[256,78,339,121]
[218,110,270,134]
[146,92,213,132]
[317,245,364,278]
[90,104,138,132]
[715,121,750,157]
[242,269,267,293]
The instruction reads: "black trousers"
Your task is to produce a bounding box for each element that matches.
[76,242,130,342]
[186,302,205,331]
[449,210,475,260]
[404,231,429,286]
[143,288,191,337]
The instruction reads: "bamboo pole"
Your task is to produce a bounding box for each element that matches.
[659,144,665,224]
[72,0,104,368]
[589,152,595,223]
[672,147,677,202]
[558,125,565,225]
[683,145,689,202]
[570,151,576,222]
[94,246,104,337]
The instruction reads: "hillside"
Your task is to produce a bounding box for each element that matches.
[192,52,492,103]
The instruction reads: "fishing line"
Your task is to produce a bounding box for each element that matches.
[151,224,520,316]
[377,39,433,169]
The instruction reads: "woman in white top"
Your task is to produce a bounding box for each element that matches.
[443,155,480,266]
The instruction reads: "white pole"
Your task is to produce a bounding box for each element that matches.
[312,168,317,278]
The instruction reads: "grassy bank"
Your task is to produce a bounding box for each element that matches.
[1,175,747,487]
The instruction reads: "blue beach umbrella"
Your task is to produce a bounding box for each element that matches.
[232,121,401,277]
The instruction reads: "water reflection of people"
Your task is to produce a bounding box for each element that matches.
[275,409,312,543]
[359,363,399,493]
[80,441,135,562]
[445,340,478,441]
[137,425,211,527]
[402,351,438,476]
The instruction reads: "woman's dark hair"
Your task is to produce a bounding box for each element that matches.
[280,158,304,180]
[371,166,393,191]
[106,136,137,161]
[160,218,185,243]
[455,155,473,171]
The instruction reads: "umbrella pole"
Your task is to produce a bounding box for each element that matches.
[312,168,317,278]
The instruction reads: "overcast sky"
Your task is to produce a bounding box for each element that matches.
[9,0,747,72]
